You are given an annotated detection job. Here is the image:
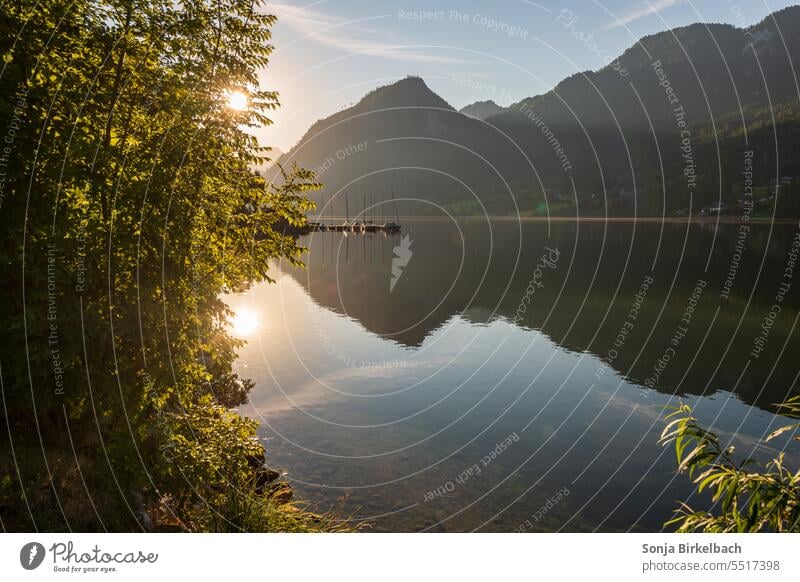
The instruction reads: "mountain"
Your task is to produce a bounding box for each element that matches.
[272,76,530,216]
[492,7,800,131]
[276,7,800,218]
[459,100,505,120]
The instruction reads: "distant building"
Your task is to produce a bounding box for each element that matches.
[700,203,729,215]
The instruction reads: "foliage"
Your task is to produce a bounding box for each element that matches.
[660,397,800,532]
[197,477,358,533]
[0,0,321,530]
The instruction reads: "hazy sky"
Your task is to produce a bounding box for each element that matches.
[257,0,797,151]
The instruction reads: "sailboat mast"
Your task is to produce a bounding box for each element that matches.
[391,188,400,223]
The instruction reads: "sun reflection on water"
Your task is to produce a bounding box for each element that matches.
[229,308,260,337]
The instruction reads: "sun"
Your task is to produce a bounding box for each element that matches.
[229,308,260,337]
[226,90,249,111]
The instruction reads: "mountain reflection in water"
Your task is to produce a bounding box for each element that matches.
[228,219,800,532]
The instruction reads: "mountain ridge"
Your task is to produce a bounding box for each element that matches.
[275,6,800,218]
[459,100,506,120]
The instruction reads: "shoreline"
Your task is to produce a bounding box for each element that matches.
[309,215,799,225]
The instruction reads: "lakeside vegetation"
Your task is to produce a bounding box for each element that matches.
[662,398,800,532]
[0,0,349,531]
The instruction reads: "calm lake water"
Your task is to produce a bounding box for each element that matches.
[227,219,800,532]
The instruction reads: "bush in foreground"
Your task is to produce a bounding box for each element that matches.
[661,397,800,532]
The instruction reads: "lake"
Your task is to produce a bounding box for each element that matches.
[226,219,800,532]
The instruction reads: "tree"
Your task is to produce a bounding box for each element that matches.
[0,0,321,531]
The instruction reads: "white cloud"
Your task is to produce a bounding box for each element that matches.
[601,0,685,30]
[270,2,472,64]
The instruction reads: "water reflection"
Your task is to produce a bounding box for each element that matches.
[229,307,261,337]
[228,220,800,532]
[283,220,800,408]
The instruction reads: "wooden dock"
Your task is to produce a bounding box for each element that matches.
[306,221,401,233]
[311,189,403,234]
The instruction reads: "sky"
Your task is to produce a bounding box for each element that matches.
[257,0,798,152]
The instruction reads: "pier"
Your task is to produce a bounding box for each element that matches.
[306,221,401,233]
[307,189,403,234]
